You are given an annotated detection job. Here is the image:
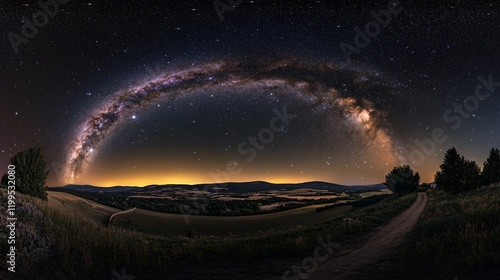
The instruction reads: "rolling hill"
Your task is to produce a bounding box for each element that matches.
[47,191,121,225]
[51,181,387,194]
[47,190,352,235]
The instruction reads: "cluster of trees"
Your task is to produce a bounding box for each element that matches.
[1,146,49,200]
[384,147,500,196]
[435,147,500,194]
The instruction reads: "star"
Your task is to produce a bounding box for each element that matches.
[65,58,401,182]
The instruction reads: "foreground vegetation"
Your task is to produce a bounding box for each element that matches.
[1,145,497,279]
[395,184,500,279]
[0,189,416,279]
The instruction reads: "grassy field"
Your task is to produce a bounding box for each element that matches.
[359,189,391,198]
[393,184,500,279]
[47,191,120,225]
[111,203,352,235]
[1,188,417,279]
[48,190,352,236]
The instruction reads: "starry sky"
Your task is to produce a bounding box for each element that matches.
[1,0,499,187]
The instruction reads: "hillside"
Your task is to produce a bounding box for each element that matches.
[355,184,500,279]
[110,203,352,235]
[396,185,500,279]
[47,191,121,225]
[47,189,352,235]
[52,181,387,194]
[0,186,416,280]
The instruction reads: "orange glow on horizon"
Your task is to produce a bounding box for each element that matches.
[71,170,333,187]
[62,167,440,187]
[55,156,440,187]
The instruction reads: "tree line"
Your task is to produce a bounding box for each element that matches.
[385,147,500,195]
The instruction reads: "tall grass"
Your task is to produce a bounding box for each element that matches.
[0,189,417,279]
[397,184,500,278]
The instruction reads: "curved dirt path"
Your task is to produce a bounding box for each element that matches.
[108,207,136,226]
[310,192,428,280]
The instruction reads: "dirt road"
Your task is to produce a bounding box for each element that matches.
[108,207,136,226]
[310,192,428,280]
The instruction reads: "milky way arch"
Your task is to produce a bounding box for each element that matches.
[66,58,402,183]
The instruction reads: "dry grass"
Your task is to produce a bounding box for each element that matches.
[0,188,417,279]
[47,191,120,225]
[397,184,500,278]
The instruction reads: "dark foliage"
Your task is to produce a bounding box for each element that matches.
[8,147,49,200]
[482,148,500,185]
[315,201,352,212]
[384,165,420,197]
[351,194,392,207]
[0,174,7,186]
[435,147,480,194]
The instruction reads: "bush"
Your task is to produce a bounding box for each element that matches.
[5,146,50,200]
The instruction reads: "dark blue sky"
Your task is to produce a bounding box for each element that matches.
[1,0,499,186]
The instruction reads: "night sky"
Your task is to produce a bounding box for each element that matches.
[1,0,499,187]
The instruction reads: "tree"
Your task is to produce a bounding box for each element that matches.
[1,173,8,186]
[482,148,500,185]
[435,147,480,194]
[384,165,420,197]
[461,159,481,192]
[9,146,50,200]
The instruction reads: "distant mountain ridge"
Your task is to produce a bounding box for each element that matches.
[50,181,387,194]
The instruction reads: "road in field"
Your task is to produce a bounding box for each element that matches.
[310,192,428,280]
[108,207,136,226]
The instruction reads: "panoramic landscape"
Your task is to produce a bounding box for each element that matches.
[1,1,500,279]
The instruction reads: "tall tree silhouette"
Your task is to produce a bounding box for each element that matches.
[482,148,500,185]
[435,147,480,194]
